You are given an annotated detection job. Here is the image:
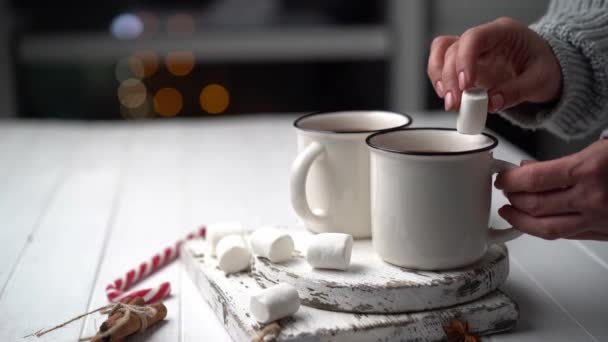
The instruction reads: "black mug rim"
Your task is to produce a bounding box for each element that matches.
[366,127,499,156]
[293,110,412,134]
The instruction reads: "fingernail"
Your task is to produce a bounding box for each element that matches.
[445,91,454,111]
[490,93,504,112]
[445,92,453,111]
[458,71,467,90]
[436,80,444,97]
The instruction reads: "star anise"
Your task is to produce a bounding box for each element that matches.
[443,319,480,342]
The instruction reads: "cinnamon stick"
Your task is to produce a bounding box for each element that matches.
[91,297,167,342]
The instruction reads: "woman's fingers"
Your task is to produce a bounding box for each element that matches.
[498,205,586,240]
[456,17,514,90]
[488,62,549,111]
[442,43,461,111]
[495,155,578,192]
[427,36,459,98]
[506,187,578,217]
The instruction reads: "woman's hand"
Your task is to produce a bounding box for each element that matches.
[427,17,562,112]
[495,139,608,240]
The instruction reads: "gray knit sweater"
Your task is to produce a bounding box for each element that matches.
[501,0,608,139]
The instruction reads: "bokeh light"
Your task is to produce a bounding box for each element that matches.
[167,13,196,35]
[122,96,152,119]
[154,88,183,117]
[200,84,230,114]
[110,13,143,40]
[165,51,195,76]
[118,79,147,108]
[131,50,159,78]
[115,57,144,82]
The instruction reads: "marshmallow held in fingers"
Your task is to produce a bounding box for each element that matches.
[216,234,251,274]
[250,227,295,263]
[207,222,246,256]
[457,88,489,135]
[250,283,300,324]
[306,233,353,270]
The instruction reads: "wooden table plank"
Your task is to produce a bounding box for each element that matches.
[578,241,608,269]
[489,260,597,342]
[81,123,187,341]
[0,123,36,180]
[0,124,93,292]
[0,124,129,341]
[180,116,297,226]
[0,124,51,288]
[492,195,607,341]
[505,238,608,341]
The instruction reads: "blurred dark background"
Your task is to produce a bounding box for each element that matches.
[0,0,597,159]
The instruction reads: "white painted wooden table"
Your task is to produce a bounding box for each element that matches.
[0,112,606,342]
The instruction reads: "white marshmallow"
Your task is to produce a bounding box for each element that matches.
[216,234,251,274]
[250,283,300,323]
[457,88,488,135]
[207,222,246,256]
[250,227,294,263]
[306,233,353,270]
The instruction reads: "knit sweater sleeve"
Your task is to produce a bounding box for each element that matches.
[500,0,608,139]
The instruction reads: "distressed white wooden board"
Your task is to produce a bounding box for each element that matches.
[253,231,508,313]
[182,239,518,342]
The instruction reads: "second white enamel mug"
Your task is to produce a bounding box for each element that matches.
[291,111,411,238]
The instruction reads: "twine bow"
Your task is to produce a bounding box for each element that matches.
[79,302,157,341]
[26,302,157,340]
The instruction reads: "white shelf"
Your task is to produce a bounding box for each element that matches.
[19,26,389,64]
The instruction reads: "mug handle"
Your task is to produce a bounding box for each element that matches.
[290,142,330,226]
[487,155,524,244]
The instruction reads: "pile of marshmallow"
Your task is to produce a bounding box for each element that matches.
[207,223,354,323]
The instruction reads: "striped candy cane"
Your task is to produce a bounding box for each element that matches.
[105,226,206,304]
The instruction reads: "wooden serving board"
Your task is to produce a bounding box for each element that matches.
[181,239,519,342]
[253,231,509,313]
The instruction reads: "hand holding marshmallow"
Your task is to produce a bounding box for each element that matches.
[457,88,489,135]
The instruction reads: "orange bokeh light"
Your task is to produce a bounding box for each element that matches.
[154,88,183,117]
[131,50,159,78]
[165,51,195,76]
[200,84,230,114]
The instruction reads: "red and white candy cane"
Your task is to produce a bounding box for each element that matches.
[105,226,206,304]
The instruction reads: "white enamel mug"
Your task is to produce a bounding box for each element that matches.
[366,128,522,270]
[291,111,411,238]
